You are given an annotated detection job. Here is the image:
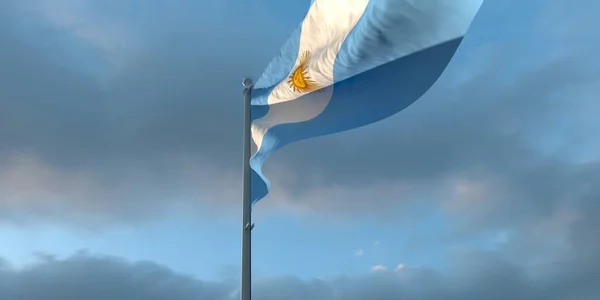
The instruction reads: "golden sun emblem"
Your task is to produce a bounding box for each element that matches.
[288,51,320,93]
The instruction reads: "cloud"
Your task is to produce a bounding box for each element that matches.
[0,0,298,225]
[0,0,598,298]
[353,249,364,257]
[2,224,600,300]
[1,0,598,298]
[0,0,598,232]
[371,265,387,272]
[0,251,234,300]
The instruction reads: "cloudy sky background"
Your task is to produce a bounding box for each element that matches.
[1,0,599,299]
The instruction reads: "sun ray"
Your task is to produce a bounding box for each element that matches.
[288,51,321,93]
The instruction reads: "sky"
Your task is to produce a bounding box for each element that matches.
[0,0,599,299]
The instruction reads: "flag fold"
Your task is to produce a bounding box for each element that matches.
[250,0,483,205]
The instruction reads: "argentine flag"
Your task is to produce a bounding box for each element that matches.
[250,0,483,205]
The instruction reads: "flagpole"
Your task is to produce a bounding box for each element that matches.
[241,77,254,300]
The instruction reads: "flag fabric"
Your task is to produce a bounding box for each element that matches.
[250,0,483,205]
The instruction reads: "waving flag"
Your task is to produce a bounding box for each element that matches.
[249,0,483,205]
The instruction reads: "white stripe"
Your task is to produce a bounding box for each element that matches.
[252,0,369,150]
[251,86,334,152]
[267,0,370,105]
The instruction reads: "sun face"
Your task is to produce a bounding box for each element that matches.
[288,51,320,93]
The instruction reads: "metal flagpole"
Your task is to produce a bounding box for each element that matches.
[241,77,254,300]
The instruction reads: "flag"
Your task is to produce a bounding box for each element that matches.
[250,0,483,205]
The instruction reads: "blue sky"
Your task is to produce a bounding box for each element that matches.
[1,196,454,279]
[0,0,599,299]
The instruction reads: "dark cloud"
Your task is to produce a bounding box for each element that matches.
[0,251,233,300]
[264,42,598,232]
[1,1,598,298]
[2,208,600,300]
[0,0,306,224]
[0,0,598,229]
[0,0,305,172]
[252,0,600,233]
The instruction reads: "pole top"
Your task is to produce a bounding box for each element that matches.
[242,77,254,88]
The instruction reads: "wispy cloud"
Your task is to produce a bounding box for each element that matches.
[16,0,134,63]
[371,264,387,272]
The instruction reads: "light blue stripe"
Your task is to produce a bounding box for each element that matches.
[333,0,434,83]
[250,38,464,205]
[250,0,478,205]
